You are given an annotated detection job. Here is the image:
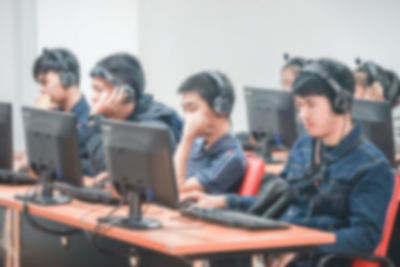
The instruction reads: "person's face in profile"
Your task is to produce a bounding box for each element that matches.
[91,76,114,105]
[281,66,300,91]
[181,91,214,137]
[37,71,67,104]
[295,94,343,139]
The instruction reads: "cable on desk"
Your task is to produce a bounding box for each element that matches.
[80,184,139,258]
[22,185,81,236]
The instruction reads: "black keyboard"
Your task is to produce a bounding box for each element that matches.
[53,183,121,205]
[181,207,289,230]
[0,169,37,185]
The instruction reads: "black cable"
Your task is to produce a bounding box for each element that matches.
[79,185,201,263]
[22,184,81,236]
[80,184,138,258]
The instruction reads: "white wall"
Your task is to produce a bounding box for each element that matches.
[0,0,37,150]
[2,0,400,148]
[36,0,140,101]
[0,0,140,149]
[138,0,400,131]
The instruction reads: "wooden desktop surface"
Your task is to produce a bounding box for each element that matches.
[0,184,335,258]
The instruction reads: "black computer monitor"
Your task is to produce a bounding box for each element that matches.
[100,120,178,229]
[244,87,298,162]
[351,99,395,167]
[0,102,12,170]
[16,107,82,205]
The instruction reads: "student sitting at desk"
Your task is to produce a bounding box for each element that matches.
[182,59,394,267]
[86,53,183,176]
[15,48,92,175]
[174,71,247,194]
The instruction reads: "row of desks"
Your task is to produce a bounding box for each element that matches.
[0,183,335,266]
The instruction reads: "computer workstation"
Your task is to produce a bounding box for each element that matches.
[244,87,298,163]
[244,88,396,168]
[0,104,336,267]
[14,106,118,205]
[96,119,288,230]
[4,105,285,230]
[0,102,36,184]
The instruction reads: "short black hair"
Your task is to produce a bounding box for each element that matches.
[282,57,308,71]
[282,54,310,75]
[93,53,146,98]
[292,58,355,112]
[32,48,80,86]
[177,71,235,116]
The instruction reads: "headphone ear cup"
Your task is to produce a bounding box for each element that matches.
[60,72,76,88]
[206,71,233,116]
[334,93,351,114]
[213,96,232,117]
[121,85,136,103]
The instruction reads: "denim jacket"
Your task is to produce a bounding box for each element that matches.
[227,122,394,255]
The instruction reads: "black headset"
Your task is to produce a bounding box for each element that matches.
[356,59,387,87]
[90,65,136,103]
[205,71,233,117]
[386,70,400,104]
[301,63,353,114]
[42,48,77,88]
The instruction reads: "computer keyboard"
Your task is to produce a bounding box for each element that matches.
[53,183,121,205]
[0,169,37,185]
[180,206,289,230]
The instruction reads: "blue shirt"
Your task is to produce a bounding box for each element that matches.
[226,122,394,256]
[69,95,91,175]
[186,132,247,194]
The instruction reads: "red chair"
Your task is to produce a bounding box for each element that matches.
[318,175,400,267]
[238,155,265,196]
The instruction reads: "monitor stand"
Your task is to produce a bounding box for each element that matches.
[98,191,161,230]
[15,168,71,205]
[261,136,286,164]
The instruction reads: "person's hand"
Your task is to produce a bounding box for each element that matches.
[180,190,227,209]
[86,172,109,187]
[183,112,210,139]
[34,94,58,110]
[90,87,133,120]
[365,82,384,101]
[88,172,121,199]
[265,253,297,267]
[13,151,29,171]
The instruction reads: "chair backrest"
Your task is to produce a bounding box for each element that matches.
[238,155,265,196]
[353,174,400,267]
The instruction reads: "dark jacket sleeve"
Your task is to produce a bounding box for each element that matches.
[317,160,394,254]
[225,140,298,211]
[226,194,257,211]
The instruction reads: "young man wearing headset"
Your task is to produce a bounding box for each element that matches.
[174,71,247,194]
[15,48,92,175]
[86,53,183,176]
[181,59,394,267]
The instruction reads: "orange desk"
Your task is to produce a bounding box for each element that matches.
[0,185,335,264]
